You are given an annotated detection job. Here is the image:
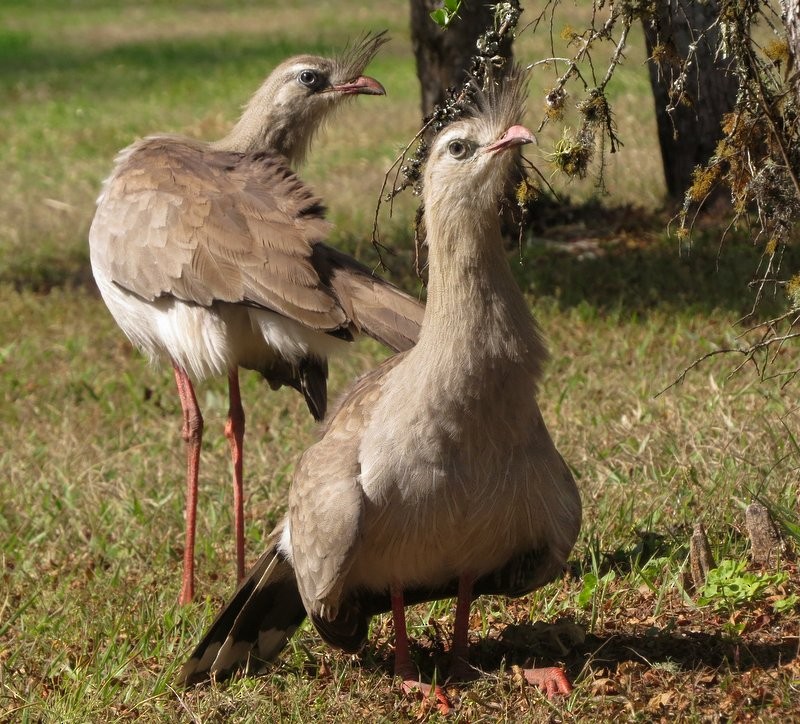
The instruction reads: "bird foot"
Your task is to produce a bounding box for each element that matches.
[521,666,572,698]
[396,667,451,715]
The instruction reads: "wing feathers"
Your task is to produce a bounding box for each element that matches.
[312,244,424,352]
[91,137,348,331]
[90,135,425,346]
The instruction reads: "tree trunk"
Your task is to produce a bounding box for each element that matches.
[409,0,512,118]
[642,1,738,203]
[784,0,800,98]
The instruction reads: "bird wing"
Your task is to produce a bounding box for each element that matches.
[90,136,349,333]
[289,354,407,620]
[312,243,425,352]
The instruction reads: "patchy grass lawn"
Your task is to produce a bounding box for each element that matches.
[1,2,798,722]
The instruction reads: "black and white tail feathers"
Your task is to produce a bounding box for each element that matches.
[178,528,305,686]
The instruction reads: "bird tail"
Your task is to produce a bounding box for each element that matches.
[319,245,425,353]
[178,527,305,686]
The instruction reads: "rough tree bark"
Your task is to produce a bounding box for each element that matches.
[409,0,512,118]
[642,1,738,203]
[784,0,800,98]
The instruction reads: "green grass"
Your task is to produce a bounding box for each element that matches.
[2,2,799,722]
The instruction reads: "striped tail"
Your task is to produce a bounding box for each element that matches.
[179,527,305,686]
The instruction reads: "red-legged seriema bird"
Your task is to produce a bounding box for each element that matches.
[178,68,581,711]
[88,32,424,604]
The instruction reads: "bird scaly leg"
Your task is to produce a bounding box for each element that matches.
[224,368,246,583]
[390,585,451,715]
[173,363,203,605]
[448,573,476,681]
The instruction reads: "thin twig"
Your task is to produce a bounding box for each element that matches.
[656,347,744,397]
[598,21,631,93]
[370,117,436,267]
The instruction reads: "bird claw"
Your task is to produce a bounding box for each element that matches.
[522,666,572,698]
[399,676,451,715]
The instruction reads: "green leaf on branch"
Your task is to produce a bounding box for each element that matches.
[430,0,462,28]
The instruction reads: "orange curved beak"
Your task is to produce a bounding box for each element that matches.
[485,124,536,153]
[331,75,386,96]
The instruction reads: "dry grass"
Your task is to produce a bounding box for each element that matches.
[1,2,798,722]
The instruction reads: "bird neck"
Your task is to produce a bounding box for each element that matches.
[212,92,313,165]
[416,214,547,381]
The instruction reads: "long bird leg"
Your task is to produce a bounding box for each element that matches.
[448,574,475,681]
[173,363,203,605]
[448,575,571,697]
[390,585,451,714]
[224,368,246,582]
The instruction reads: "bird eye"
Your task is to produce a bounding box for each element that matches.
[297,69,319,88]
[448,139,470,159]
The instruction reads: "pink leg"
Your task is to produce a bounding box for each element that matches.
[522,666,573,698]
[173,364,203,605]
[224,368,246,583]
[391,585,451,715]
[449,574,475,681]
[449,575,571,696]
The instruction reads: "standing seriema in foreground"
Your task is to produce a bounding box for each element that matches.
[89,33,424,604]
[179,69,581,711]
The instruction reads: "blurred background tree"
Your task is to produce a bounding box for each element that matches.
[641,1,738,204]
[410,0,513,117]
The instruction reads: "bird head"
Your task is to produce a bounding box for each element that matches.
[231,32,388,163]
[422,68,534,222]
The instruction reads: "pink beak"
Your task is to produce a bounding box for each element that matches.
[485,124,536,153]
[331,75,386,96]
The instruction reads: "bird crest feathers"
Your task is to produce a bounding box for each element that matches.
[461,64,531,140]
[333,30,390,84]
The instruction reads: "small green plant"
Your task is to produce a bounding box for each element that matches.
[549,127,594,178]
[577,570,616,608]
[772,593,799,614]
[576,569,616,632]
[697,559,788,612]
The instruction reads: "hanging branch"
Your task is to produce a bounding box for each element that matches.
[371,1,524,265]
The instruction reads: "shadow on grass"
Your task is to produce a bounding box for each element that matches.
[1,246,96,294]
[570,628,799,676]
[513,198,800,318]
[397,619,797,682]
